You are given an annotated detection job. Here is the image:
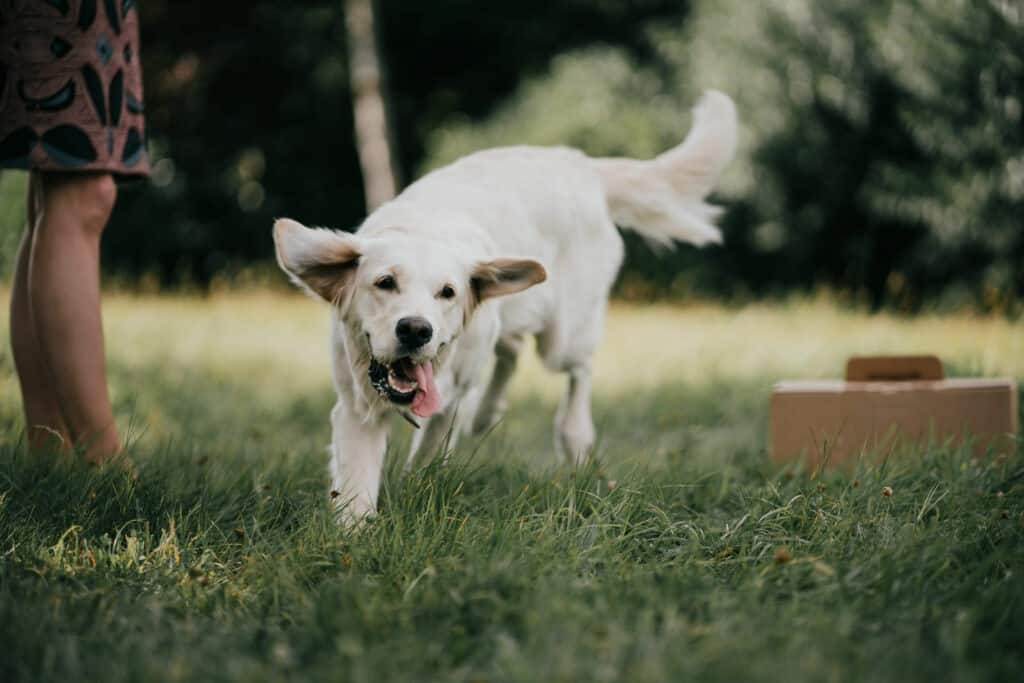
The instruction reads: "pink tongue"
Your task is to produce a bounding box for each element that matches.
[410,361,441,417]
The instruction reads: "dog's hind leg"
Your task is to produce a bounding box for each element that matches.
[406,406,460,471]
[554,363,596,465]
[471,334,523,435]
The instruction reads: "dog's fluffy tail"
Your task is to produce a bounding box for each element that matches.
[591,90,738,247]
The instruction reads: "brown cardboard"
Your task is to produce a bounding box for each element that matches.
[845,355,944,381]
[770,356,1018,466]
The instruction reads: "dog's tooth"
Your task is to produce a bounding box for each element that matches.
[386,367,418,394]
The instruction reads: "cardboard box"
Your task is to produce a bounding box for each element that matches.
[770,356,1018,466]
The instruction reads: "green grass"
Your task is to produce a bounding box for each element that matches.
[1,291,1022,682]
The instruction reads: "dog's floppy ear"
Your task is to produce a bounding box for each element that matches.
[471,258,547,302]
[273,218,361,305]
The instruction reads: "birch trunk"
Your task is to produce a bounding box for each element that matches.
[343,0,399,211]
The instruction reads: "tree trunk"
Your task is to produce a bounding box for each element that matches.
[343,0,399,212]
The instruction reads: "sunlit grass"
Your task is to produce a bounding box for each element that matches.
[2,288,1019,467]
[5,289,1016,437]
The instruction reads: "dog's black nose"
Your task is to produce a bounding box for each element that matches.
[396,317,433,349]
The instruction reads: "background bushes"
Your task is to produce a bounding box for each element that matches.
[1,0,1020,311]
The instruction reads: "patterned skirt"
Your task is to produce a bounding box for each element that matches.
[0,0,149,177]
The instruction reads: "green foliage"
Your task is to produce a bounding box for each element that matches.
[3,0,1019,304]
[736,0,1024,309]
[106,1,359,284]
[95,0,691,285]
[421,0,1024,309]
[425,48,692,170]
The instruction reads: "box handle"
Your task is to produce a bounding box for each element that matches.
[845,355,944,381]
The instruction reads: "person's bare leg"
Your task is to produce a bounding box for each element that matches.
[29,172,120,462]
[9,172,71,450]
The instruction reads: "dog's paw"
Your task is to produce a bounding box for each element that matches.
[330,490,377,528]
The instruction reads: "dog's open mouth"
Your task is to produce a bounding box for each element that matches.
[368,356,441,418]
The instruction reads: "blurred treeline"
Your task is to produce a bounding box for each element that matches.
[1,0,1021,311]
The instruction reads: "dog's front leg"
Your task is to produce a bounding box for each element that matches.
[329,401,387,525]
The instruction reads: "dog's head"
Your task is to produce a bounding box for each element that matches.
[272,218,546,417]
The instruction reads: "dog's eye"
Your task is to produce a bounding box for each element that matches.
[438,284,456,300]
[375,275,397,291]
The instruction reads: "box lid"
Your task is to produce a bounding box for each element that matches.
[845,355,944,381]
[774,378,1016,394]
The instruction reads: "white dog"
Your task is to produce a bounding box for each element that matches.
[273,91,737,524]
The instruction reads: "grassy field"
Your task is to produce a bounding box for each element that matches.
[0,290,1022,682]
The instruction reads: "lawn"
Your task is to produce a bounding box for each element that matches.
[1,291,1021,682]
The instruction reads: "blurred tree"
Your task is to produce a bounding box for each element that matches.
[108,0,360,284]
[421,0,1024,310]
[732,1,928,308]
[732,0,1024,309]
[731,0,1024,309]
[872,0,1024,309]
[9,0,1014,309]
[99,0,691,286]
[344,0,399,210]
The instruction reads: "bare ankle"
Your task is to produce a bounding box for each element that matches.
[80,427,122,465]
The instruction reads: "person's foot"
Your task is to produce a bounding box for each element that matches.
[26,424,70,453]
[89,448,138,480]
[81,427,123,465]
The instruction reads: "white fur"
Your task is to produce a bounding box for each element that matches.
[274,90,738,525]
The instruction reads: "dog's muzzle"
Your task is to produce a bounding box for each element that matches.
[368,356,420,404]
